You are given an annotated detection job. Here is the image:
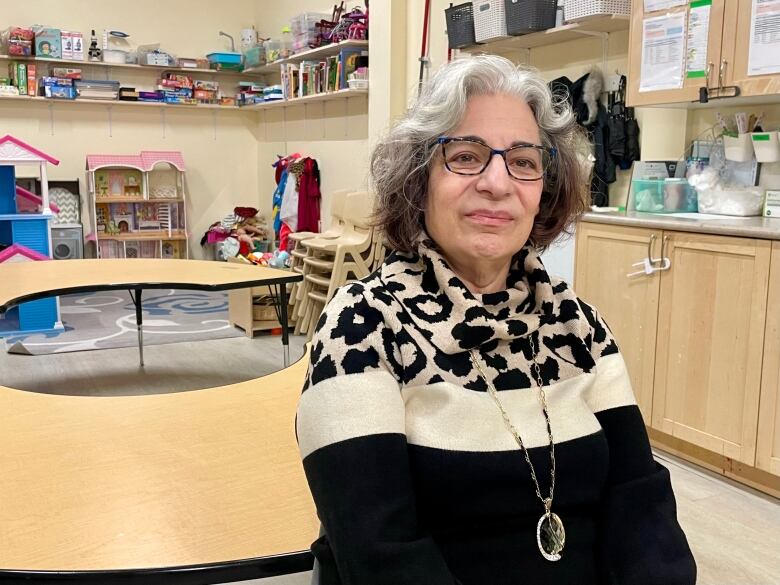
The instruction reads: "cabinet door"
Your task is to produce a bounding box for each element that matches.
[653,231,770,465]
[722,0,780,96]
[627,0,727,106]
[757,242,780,476]
[574,222,662,421]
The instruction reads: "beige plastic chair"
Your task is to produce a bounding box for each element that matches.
[294,192,375,336]
[288,190,350,320]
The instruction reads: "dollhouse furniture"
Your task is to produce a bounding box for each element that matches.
[0,349,317,583]
[0,258,301,367]
[0,135,61,333]
[85,151,189,260]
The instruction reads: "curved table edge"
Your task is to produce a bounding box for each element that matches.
[0,274,303,314]
[0,550,314,584]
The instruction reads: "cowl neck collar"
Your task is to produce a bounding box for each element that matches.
[379,239,558,354]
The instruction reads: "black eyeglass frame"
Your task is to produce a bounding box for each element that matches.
[436,136,557,182]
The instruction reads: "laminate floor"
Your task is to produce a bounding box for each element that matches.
[1,334,778,584]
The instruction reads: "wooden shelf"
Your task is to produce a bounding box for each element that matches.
[0,54,266,78]
[0,94,242,110]
[95,197,185,203]
[97,231,187,241]
[463,15,629,52]
[246,88,367,110]
[243,39,369,75]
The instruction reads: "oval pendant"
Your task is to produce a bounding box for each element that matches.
[536,512,565,561]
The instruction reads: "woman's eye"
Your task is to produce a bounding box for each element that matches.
[455,154,477,162]
[512,158,537,169]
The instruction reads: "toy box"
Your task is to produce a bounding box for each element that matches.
[35,28,62,58]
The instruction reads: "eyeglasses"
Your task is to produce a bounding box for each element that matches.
[437,136,556,181]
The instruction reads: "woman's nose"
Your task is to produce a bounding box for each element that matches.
[475,153,513,196]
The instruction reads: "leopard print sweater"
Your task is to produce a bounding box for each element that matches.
[296,241,695,585]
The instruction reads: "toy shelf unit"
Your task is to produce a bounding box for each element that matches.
[0,134,62,333]
[86,151,189,260]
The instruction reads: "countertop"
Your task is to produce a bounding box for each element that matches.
[581,211,780,240]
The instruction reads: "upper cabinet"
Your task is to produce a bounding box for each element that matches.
[721,0,780,97]
[627,0,780,106]
[627,0,727,106]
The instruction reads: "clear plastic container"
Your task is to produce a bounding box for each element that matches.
[280,27,293,59]
[244,45,266,68]
[291,12,330,36]
[265,39,282,63]
[632,179,697,213]
[697,188,764,216]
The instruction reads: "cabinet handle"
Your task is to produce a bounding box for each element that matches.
[719,59,728,89]
[659,235,672,271]
[647,234,656,263]
[706,62,714,89]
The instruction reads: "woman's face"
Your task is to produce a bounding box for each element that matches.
[425,93,544,269]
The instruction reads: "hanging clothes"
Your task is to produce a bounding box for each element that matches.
[296,157,321,233]
[272,157,290,235]
[550,69,615,207]
[280,162,301,232]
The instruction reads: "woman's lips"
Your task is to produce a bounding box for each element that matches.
[465,210,513,226]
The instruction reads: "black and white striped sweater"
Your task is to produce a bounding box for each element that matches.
[296,242,696,585]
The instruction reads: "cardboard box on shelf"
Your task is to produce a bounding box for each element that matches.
[35,28,62,58]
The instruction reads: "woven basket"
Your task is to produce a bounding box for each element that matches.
[445,3,479,49]
[564,0,630,22]
[505,0,557,35]
[473,0,508,42]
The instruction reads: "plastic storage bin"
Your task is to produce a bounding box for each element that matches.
[244,45,266,68]
[697,188,764,216]
[445,3,478,49]
[632,178,697,213]
[723,133,754,162]
[206,52,243,65]
[473,0,508,42]
[265,39,283,63]
[751,131,780,163]
[505,0,557,35]
[563,0,630,22]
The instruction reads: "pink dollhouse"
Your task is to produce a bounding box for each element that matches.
[86,151,189,259]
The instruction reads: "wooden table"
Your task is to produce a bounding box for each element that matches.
[0,259,302,367]
[0,350,319,584]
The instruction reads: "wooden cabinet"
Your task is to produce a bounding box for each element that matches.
[228,286,281,338]
[652,232,770,465]
[628,0,780,105]
[721,0,780,97]
[627,0,727,107]
[575,222,772,468]
[574,223,661,421]
[758,241,780,475]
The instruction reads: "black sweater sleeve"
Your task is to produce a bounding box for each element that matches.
[296,284,458,585]
[582,302,697,585]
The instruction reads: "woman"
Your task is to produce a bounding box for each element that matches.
[296,55,696,585]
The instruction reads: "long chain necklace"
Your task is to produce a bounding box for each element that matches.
[468,335,565,562]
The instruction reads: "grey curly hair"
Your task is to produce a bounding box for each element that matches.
[370,54,590,253]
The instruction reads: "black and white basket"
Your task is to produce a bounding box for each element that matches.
[473,0,508,43]
[505,0,557,35]
[563,0,630,22]
[445,3,479,49]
